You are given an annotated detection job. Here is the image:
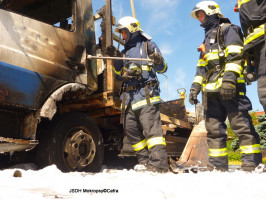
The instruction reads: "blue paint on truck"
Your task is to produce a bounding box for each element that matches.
[0,61,43,108]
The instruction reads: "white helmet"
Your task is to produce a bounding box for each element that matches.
[115,16,142,33]
[191,1,223,19]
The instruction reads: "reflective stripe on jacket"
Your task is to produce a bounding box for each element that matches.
[191,21,246,93]
[238,0,266,52]
[113,34,167,111]
[238,0,266,37]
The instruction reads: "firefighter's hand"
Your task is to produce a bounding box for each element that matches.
[189,88,200,105]
[149,51,163,65]
[106,45,122,57]
[220,81,236,100]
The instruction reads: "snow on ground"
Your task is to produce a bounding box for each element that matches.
[0,164,266,200]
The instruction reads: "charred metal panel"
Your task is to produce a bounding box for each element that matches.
[159,99,188,122]
[0,0,97,108]
[0,136,38,153]
[0,108,23,139]
[81,0,98,90]
[4,0,72,25]
[0,2,87,83]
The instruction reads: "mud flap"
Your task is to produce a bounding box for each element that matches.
[170,120,209,173]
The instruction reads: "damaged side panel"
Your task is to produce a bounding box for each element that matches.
[0,0,97,153]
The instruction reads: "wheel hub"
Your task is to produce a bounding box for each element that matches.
[64,129,96,171]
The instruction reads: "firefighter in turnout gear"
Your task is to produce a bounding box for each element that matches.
[234,0,266,112]
[189,1,262,172]
[106,16,168,173]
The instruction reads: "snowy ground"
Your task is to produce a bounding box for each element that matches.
[1,163,266,200]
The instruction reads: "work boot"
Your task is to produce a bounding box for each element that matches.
[239,163,258,172]
[198,162,228,172]
[134,162,148,172]
[146,164,169,173]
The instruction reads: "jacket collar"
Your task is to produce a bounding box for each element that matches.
[125,35,145,51]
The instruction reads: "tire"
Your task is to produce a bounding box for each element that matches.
[35,112,104,172]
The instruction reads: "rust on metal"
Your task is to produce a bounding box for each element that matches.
[0,137,38,153]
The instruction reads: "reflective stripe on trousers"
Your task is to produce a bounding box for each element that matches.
[147,137,166,149]
[209,147,228,157]
[240,144,261,154]
[132,139,147,152]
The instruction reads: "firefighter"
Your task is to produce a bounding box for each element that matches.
[189,1,262,172]
[234,0,266,112]
[106,16,168,173]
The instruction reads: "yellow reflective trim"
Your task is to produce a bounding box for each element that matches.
[131,96,162,110]
[239,92,244,96]
[225,45,243,57]
[113,66,121,76]
[205,51,219,62]
[237,77,245,83]
[244,24,265,45]
[147,137,166,149]
[240,144,261,154]
[239,0,251,8]
[224,63,243,75]
[209,147,228,157]
[141,65,152,71]
[132,139,147,152]
[203,77,223,92]
[156,62,167,73]
[197,59,208,67]
[193,76,203,85]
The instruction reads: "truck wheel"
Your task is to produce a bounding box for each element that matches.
[36,112,104,172]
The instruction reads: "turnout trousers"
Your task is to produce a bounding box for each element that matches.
[205,93,262,169]
[124,103,168,170]
[251,41,266,112]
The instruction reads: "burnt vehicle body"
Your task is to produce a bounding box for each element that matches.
[0,0,99,170]
[0,0,206,172]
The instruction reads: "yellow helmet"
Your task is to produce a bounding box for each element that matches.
[191,1,223,19]
[115,16,142,33]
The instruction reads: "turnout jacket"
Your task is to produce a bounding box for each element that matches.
[237,0,266,51]
[191,19,246,94]
[113,34,167,111]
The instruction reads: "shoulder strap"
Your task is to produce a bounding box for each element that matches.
[218,23,231,50]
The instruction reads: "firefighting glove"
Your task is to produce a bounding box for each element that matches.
[220,81,236,100]
[189,83,201,105]
[106,45,122,57]
[243,65,257,84]
[189,89,200,105]
[147,42,163,65]
[149,51,163,65]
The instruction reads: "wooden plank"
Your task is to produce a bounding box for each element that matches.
[161,125,175,132]
[160,113,192,129]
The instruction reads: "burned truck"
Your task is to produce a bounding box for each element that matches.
[0,0,207,172]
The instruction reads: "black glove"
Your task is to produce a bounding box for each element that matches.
[147,42,163,65]
[149,51,163,65]
[106,45,122,57]
[243,65,257,83]
[189,88,200,105]
[220,81,236,100]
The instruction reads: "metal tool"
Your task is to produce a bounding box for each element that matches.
[87,55,154,62]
